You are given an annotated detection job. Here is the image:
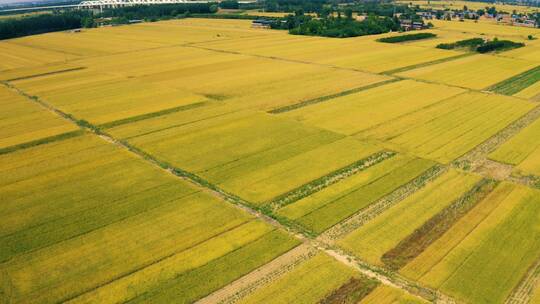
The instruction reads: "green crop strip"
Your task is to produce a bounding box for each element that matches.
[264,150,396,212]
[5,67,86,82]
[487,65,540,96]
[98,101,208,129]
[0,130,84,156]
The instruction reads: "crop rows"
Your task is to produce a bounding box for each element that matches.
[487,65,540,96]
[2,16,540,304]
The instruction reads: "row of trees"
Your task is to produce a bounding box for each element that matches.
[0,11,90,40]
[0,3,217,40]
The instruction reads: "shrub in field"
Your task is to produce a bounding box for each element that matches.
[377,32,436,43]
[476,39,525,53]
[436,37,485,50]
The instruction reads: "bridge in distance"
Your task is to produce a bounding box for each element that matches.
[0,0,256,13]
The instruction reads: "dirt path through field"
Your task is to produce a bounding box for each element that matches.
[506,259,540,304]
[196,244,317,304]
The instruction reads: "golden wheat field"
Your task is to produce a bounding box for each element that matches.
[2,15,540,304]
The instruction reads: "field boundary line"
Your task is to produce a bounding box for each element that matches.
[0,129,84,156]
[506,258,540,304]
[183,44,393,76]
[265,150,396,212]
[351,90,471,138]
[318,164,448,243]
[4,82,456,304]
[4,67,86,82]
[98,101,209,129]
[382,53,474,75]
[268,79,401,114]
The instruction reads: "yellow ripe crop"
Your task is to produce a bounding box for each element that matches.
[397,54,538,90]
[277,154,435,234]
[120,110,381,204]
[0,86,78,149]
[338,170,481,266]
[357,92,534,163]
[283,80,465,136]
[201,33,463,73]
[0,41,77,71]
[13,69,208,125]
[405,183,540,304]
[238,253,356,304]
[359,285,428,304]
[0,133,297,304]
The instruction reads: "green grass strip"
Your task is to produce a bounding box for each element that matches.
[268,79,400,114]
[486,65,540,96]
[6,67,86,82]
[380,178,498,271]
[383,53,473,75]
[99,101,208,129]
[0,130,84,156]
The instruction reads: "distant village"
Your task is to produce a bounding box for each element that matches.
[403,5,538,28]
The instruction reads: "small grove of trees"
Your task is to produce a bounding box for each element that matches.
[264,0,328,13]
[436,37,485,50]
[219,0,239,9]
[436,37,524,53]
[476,39,524,53]
[272,11,399,38]
[377,32,436,43]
